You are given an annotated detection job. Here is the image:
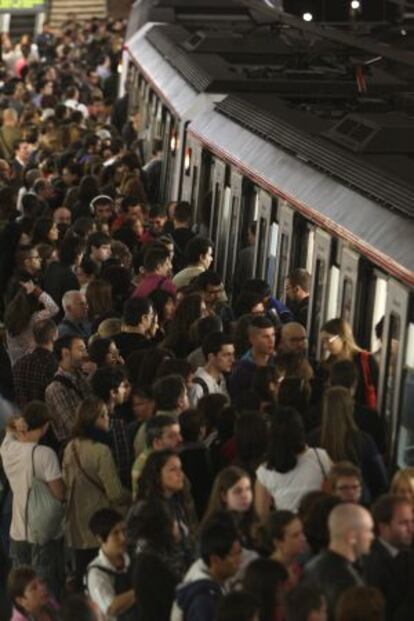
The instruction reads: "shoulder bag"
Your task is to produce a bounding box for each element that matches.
[25,445,65,545]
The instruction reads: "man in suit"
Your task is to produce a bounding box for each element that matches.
[364,494,414,621]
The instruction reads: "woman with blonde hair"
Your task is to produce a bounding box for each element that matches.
[308,386,388,501]
[85,278,115,333]
[0,108,21,159]
[321,318,379,408]
[390,468,414,505]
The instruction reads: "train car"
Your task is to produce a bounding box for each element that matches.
[123,2,414,468]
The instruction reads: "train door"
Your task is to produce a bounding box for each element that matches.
[224,171,243,293]
[274,201,294,301]
[209,159,226,269]
[338,247,359,326]
[253,191,271,279]
[377,280,409,463]
[308,229,331,359]
[160,113,177,203]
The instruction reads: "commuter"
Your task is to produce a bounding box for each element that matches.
[204,466,258,550]
[278,322,308,356]
[114,297,158,360]
[305,503,374,620]
[390,468,414,505]
[45,336,92,444]
[90,366,132,486]
[133,552,177,621]
[330,359,386,453]
[241,278,293,324]
[7,566,59,621]
[60,594,101,621]
[163,293,208,357]
[321,318,379,408]
[284,583,326,621]
[187,314,224,371]
[86,232,112,274]
[189,332,234,406]
[43,235,83,306]
[88,337,124,369]
[285,269,311,327]
[327,462,363,504]
[132,244,176,298]
[301,494,341,556]
[131,414,182,498]
[136,449,197,564]
[267,511,306,585]
[63,398,130,590]
[1,403,65,597]
[179,409,213,519]
[308,386,388,501]
[234,290,267,319]
[4,279,59,366]
[87,508,136,621]
[149,288,176,335]
[12,318,58,407]
[229,316,276,398]
[364,494,414,620]
[234,411,269,482]
[58,290,92,340]
[171,512,241,621]
[242,558,289,621]
[193,271,232,326]
[255,408,331,518]
[170,200,195,272]
[172,236,213,290]
[86,279,115,333]
[233,222,256,298]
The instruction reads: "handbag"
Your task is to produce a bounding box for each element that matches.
[313,448,330,493]
[360,351,377,409]
[25,446,65,545]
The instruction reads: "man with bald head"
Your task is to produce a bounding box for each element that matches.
[279,322,308,355]
[58,290,91,339]
[305,503,374,620]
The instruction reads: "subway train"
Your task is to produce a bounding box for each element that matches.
[122,1,414,468]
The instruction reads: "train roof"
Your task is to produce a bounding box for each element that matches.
[188,97,414,284]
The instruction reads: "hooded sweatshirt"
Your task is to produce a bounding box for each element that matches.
[171,559,223,621]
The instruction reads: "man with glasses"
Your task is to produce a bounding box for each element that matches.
[285,269,311,328]
[328,462,363,504]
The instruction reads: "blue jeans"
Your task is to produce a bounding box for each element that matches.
[10,538,65,599]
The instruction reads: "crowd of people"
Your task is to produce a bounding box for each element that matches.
[0,13,413,621]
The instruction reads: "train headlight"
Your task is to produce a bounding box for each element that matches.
[350,0,360,9]
[302,12,313,22]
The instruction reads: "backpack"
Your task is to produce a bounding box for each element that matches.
[192,377,209,396]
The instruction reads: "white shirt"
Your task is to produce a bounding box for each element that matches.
[189,366,230,407]
[87,550,131,621]
[64,98,89,119]
[256,447,332,512]
[0,432,61,541]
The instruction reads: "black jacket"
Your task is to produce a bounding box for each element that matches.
[305,550,364,620]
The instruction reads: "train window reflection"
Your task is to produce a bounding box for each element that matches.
[341,278,353,323]
[397,370,414,467]
[310,258,326,357]
[256,217,267,278]
[211,183,221,243]
[383,313,401,432]
[225,195,239,291]
[276,233,289,300]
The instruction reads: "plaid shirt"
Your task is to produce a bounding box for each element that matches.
[12,347,58,408]
[45,368,92,443]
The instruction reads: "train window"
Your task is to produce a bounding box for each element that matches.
[276,233,289,300]
[371,277,387,351]
[309,258,326,357]
[306,229,315,273]
[326,266,340,320]
[225,195,240,292]
[267,223,279,291]
[383,313,401,428]
[216,187,232,276]
[341,278,353,323]
[190,166,198,207]
[406,323,414,368]
[256,217,268,278]
[211,183,222,244]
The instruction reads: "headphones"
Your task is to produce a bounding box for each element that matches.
[90,194,114,214]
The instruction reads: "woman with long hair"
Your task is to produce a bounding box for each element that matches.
[308,386,388,501]
[163,293,207,357]
[85,278,115,333]
[4,280,59,365]
[234,412,269,482]
[31,218,59,247]
[321,318,379,408]
[136,449,197,569]
[149,289,176,335]
[7,566,58,621]
[88,337,124,368]
[255,407,331,519]
[204,466,258,550]
[63,398,131,589]
[267,511,306,586]
[390,468,414,506]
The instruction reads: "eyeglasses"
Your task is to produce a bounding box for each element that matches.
[323,334,339,344]
[336,484,361,492]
